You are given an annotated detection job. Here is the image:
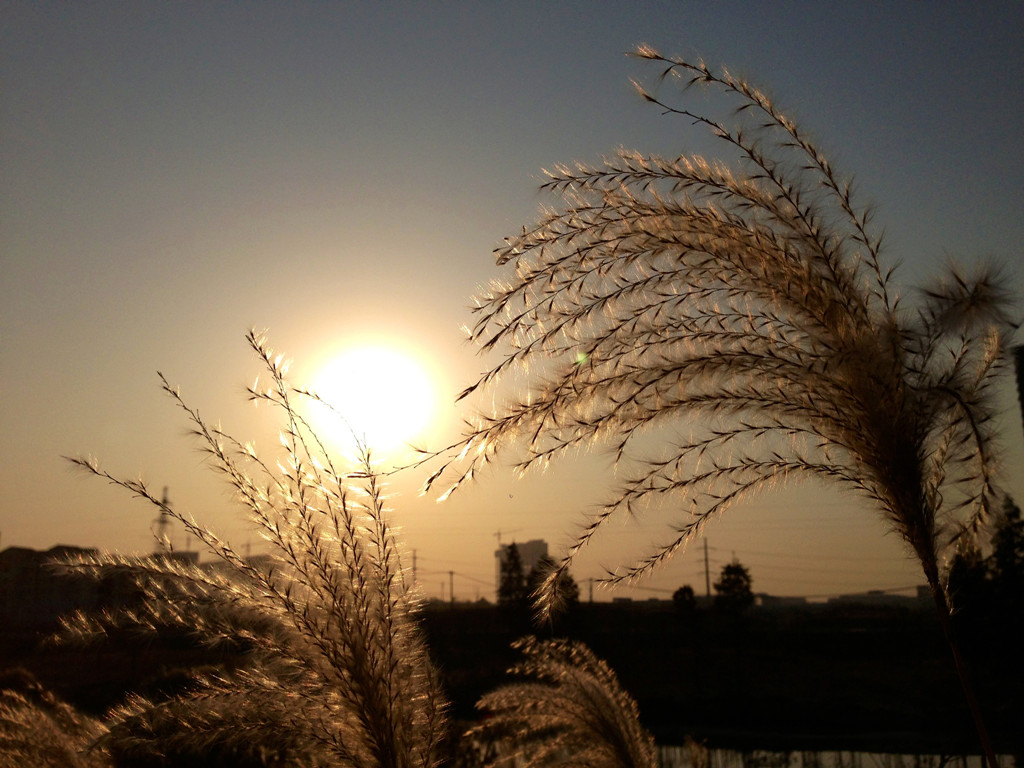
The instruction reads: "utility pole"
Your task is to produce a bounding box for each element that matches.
[588,577,594,603]
[449,570,454,605]
[704,539,711,599]
[153,487,172,553]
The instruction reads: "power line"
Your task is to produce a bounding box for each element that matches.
[704,544,902,562]
[737,562,912,575]
[419,569,494,587]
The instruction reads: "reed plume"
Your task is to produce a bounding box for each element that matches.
[426,47,1017,765]
[60,330,447,768]
[470,637,656,768]
[0,670,109,768]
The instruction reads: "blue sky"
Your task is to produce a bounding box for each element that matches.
[3,2,1022,600]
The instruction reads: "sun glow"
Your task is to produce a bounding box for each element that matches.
[308,344,437,459]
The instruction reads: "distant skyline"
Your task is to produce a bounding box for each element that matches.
[3,2,1022,601]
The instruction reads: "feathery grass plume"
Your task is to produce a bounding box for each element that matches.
[426,48,1018,765]
[61,329,447,768]
[469,637,657,768]
[0,669,110,768]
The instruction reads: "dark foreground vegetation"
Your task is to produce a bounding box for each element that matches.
[429,602,1023,755]
[3,601,1021,756]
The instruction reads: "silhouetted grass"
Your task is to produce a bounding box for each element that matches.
[0,668,108,768]
[58,330,447,768]
[470,637,657,768]
[426,47,1018,767]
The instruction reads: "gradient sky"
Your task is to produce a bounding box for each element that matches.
[3,2,1023,602]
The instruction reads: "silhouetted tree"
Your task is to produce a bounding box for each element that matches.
[498,543,527,608]
[714,561,754,612]
[991,496,1024,613]
[672,585,697,615]
[948,539,989,620]
[950,495,1024,631]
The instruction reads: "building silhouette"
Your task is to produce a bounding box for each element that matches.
[0,545,99,629]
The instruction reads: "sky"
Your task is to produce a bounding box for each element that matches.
[3,2,1023,602]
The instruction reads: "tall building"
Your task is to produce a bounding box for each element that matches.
[494,539,548,599]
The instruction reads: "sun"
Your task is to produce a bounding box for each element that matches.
[307,344,437,459]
